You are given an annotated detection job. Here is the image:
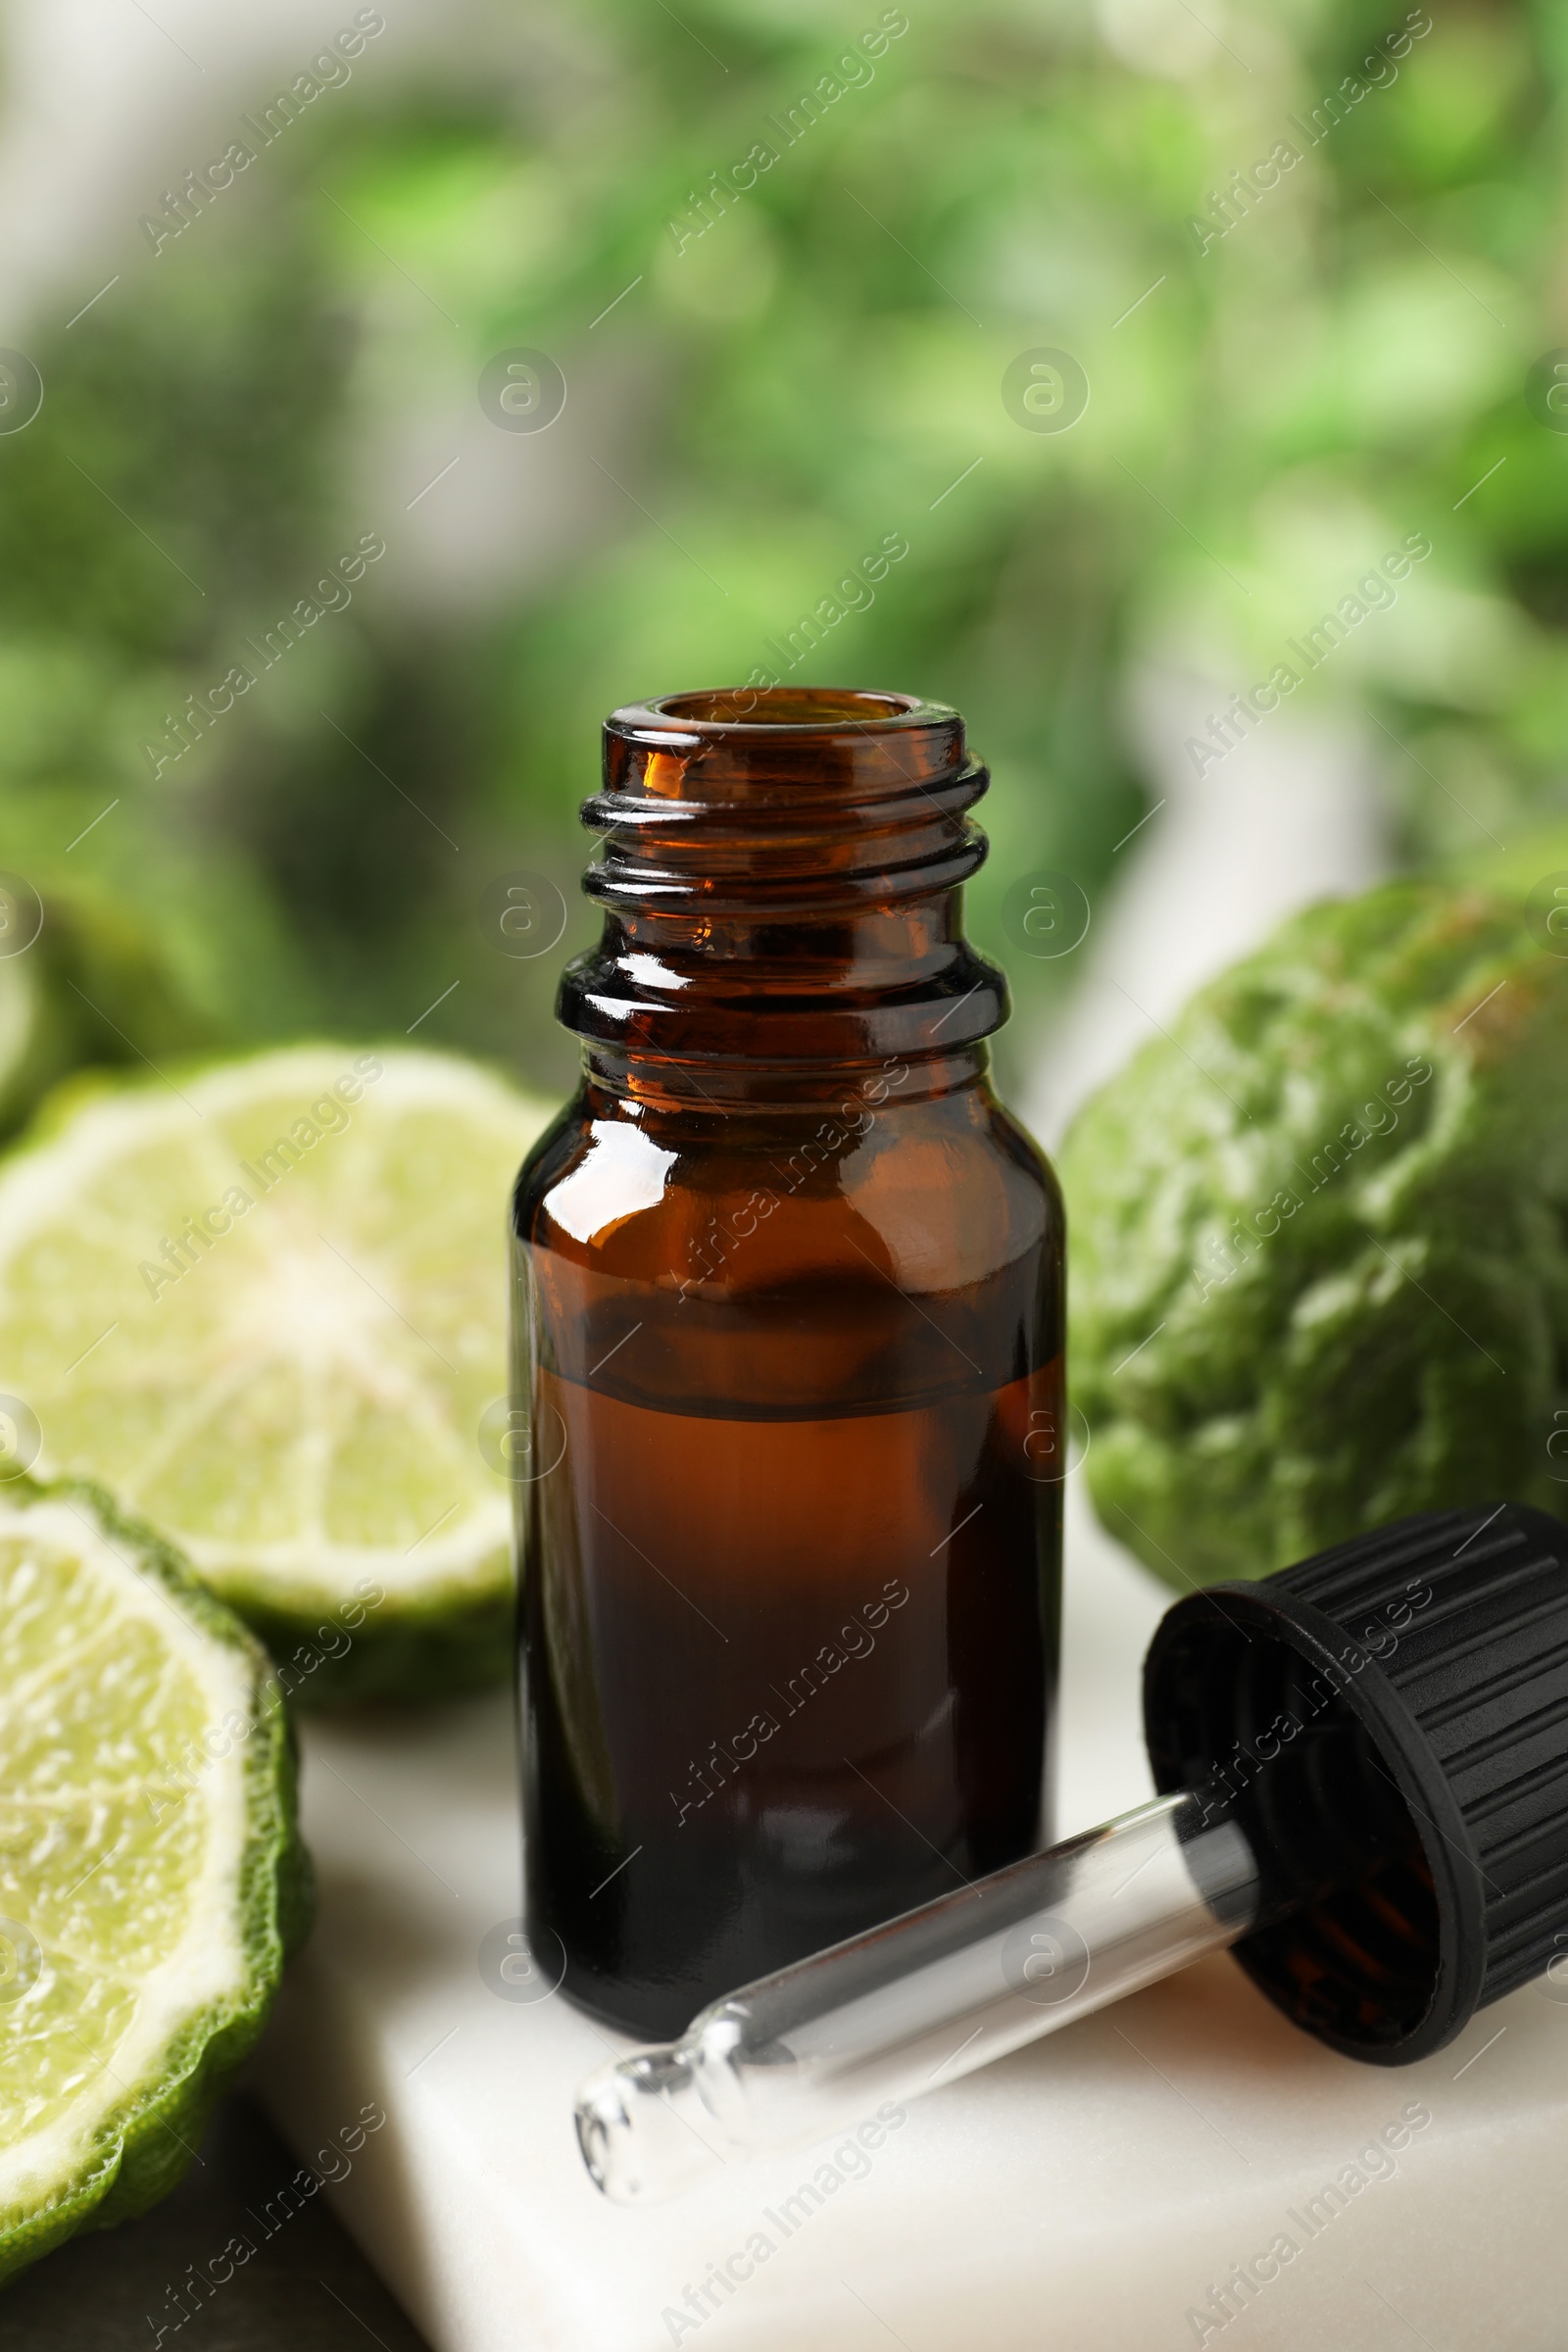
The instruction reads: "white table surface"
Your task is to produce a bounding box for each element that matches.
[254,1485,1568,2351]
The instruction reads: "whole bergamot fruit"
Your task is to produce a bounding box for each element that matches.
[1062,880,1568,1590]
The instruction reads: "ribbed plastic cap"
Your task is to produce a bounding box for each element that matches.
[1143,1502,1568,2063]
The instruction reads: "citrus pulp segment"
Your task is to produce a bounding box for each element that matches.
[0,1046,555,1700]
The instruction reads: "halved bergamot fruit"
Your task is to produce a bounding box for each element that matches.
[0,1046,553,1702]
[0,1475,309,2287]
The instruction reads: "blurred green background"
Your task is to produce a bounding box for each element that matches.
[3,0,1567,1125]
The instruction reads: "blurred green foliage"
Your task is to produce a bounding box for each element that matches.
[3,0,1568,1118]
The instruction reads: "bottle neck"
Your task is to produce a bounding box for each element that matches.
[579,1039,992,1116]
[557,688,1009,1074]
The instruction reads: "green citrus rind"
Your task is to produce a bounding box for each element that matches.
[0,1473,310,2289]
[1062,881,1568,1587]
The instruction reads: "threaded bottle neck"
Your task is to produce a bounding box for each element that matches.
[559,687,1008,1068]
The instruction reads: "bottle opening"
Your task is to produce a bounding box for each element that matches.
[652,687,922,729]
[603,687,967,801]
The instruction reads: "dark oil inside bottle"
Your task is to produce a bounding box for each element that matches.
[519,1197,1061,2038]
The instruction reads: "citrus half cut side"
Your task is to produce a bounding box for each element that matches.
[0,1477,308,2286]
[0,1046,555,1701]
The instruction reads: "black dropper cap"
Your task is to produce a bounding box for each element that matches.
[1143,1501,1568,2063]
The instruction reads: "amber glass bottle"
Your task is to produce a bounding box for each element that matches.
[512,688,1064,2037]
